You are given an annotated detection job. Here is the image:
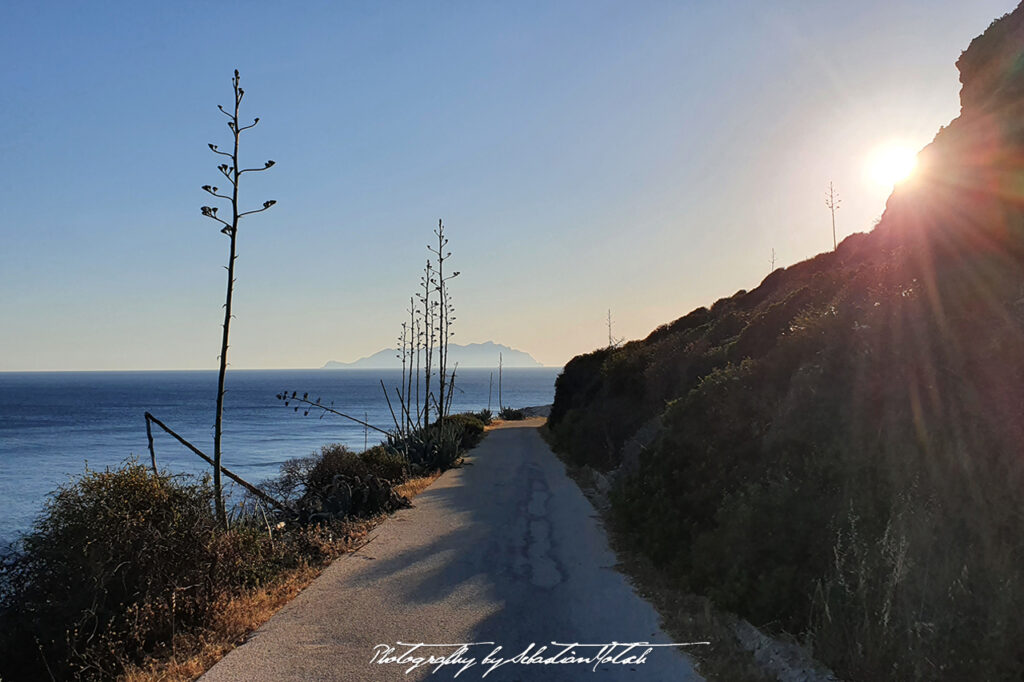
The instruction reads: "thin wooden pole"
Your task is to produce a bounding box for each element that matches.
[395,386,413,435]
[445,364,458,417]
[381,379,401,432]
[146,415,157,474]
[145,412,292,516]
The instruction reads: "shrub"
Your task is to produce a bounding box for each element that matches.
[601,343,649,398]
[289,445,408,524]
[0,463,234,679]
[499,407,525,420]
[305,444,370,490]
[473,408,493,425]
[441,413,486,448]
[389,424,459,471]
[361,445,410,483]
[549,347,612,427]
[0,446,429,680]
[386,413,488,472]
[0,459,375,681]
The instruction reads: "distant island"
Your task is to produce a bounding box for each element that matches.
[322,341,543,369]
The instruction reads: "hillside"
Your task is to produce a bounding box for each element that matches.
[322,341,542,369]
[549,4,1024,680]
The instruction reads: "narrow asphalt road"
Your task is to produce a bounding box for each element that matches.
[202,420,705,681]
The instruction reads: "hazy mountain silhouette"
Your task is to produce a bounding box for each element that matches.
[322,341,542,369]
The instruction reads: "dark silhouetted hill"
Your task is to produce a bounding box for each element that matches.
[549,5,1024,680]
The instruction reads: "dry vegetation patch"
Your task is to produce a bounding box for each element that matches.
[119,479,436,682]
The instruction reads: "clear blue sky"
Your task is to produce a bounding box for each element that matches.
[0,0,1015,370]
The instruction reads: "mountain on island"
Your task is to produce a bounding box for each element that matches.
[322,341,542,369]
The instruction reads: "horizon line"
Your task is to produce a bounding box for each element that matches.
[0,365,562,374]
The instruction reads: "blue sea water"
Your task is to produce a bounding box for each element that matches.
[0,367,560,547]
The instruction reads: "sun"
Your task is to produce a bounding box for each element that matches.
[866,143,918,188]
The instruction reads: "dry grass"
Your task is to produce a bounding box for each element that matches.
[394,471,442,498]
[601,532,775,682]
[118,475,441,682]
[120,564,321,682]
[486,416,546,431]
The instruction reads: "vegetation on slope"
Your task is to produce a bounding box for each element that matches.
[549,5,1024,680]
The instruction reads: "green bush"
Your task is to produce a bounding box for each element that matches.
[0,447,428,680]
[0,463,261,680]
[361,445,410,483]
[549,347,612,427]
[441,413,486,448]
[305,444,369,490]
[287,445,408,523]
[385,412,487,472]
[0,459,377,681]
[499,407,525,420]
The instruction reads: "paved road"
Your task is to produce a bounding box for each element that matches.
[202,420,704,681]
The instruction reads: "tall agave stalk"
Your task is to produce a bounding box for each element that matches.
[418,260,436,428]
[429,220,459,419]
[200,70,276,527]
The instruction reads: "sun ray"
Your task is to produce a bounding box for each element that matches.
[866,143,918,188]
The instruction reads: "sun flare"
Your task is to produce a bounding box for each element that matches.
[866,143,918,188]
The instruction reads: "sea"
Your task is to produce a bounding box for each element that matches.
[0,367,561,548]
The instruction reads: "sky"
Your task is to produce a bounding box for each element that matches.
[0,0,1017,370]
